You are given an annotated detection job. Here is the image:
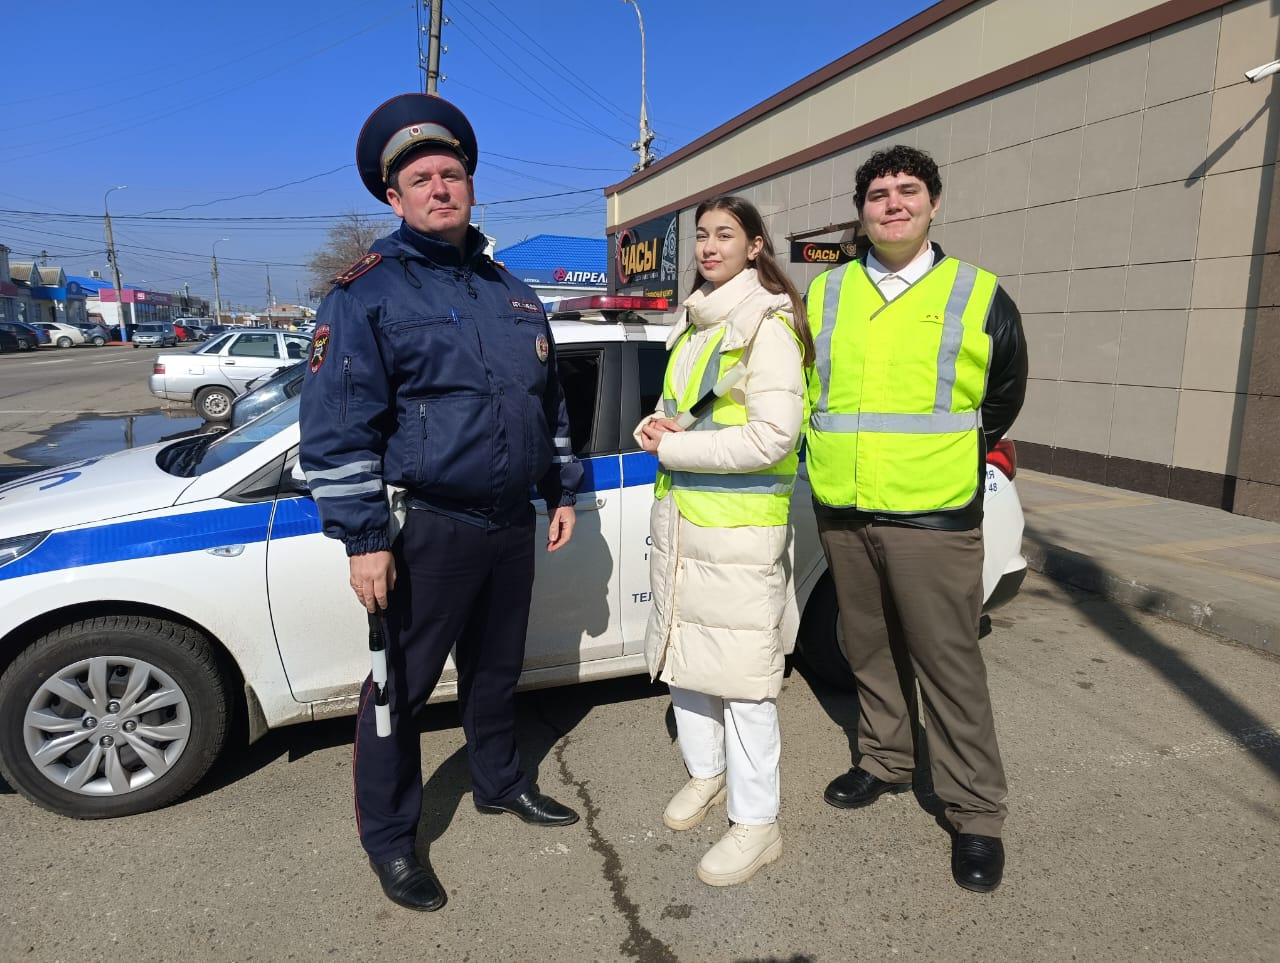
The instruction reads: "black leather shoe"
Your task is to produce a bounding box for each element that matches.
[476,789,579,826]
[369,855,446,911]
[823,766,911,809]
[952,833,1004,893]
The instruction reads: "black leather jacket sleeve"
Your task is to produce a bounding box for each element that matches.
[981,285,1028,448]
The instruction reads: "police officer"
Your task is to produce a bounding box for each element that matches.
[299,94,583,912]
[805,146,1027,893]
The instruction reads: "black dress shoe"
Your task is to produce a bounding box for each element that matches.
[369,855,446,911]
[476,789,579,826]
[823,766,911,809]
[952,833,1004,893]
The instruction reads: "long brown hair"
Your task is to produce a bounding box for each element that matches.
[691,195,814,364]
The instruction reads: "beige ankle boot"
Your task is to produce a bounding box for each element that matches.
[662,773,727,830]
[696,822,781,886]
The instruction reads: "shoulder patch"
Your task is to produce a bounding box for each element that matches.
[332,252,382,287]
[308,324,331,373]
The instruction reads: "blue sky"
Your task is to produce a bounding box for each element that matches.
[0,0,932,309]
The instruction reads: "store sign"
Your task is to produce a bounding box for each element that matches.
[791,241,858,264]
[614,212,678,299]
[516,266,608,287]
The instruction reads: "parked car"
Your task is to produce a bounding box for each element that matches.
[0,328,20,353]
[0,321,41,351]
[0,297,1026,819]
[148,328,313,421]
[199,323,228,341]
[28,321,86,349]
[172,318,208,342]
[68,321,111,347]
[230,361,306,429]
[133,322,178,348]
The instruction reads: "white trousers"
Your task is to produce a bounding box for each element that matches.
[670,686,780,825]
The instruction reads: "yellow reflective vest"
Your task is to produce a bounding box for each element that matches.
[654,322,800,528]
[805,257,995,512]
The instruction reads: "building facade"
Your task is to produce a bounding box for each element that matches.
[605,0,1280,522]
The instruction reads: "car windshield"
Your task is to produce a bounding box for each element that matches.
[196,333,235,353]
[157,395,300,478]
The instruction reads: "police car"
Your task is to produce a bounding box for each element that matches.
[0,295,1026,819]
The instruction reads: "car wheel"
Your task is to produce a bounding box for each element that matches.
[195,386,234,422]
[18,338,31,351]
[92,336,106,347]
[795,574,856,691]
[0,616,231,819]
[57,336,73,348]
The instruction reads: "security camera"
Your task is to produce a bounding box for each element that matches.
[1245,59,1280,82]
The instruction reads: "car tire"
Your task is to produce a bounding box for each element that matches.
[18,338,31,351]
[195,386,234,422]
[0,616,231,819]
[795,573,857,692]
[57,336,73,348]
[92,336,106,347]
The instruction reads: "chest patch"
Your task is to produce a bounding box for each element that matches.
[535,334,549,363]
[309,323,331,373]
[510,298,541,314]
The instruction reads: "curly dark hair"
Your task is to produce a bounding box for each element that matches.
[853,145,943,211]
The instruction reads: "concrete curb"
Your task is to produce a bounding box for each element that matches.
[1022,542,1280,659]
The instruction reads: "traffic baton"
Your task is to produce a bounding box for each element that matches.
[674,364,746,429]
[368,608,392,737]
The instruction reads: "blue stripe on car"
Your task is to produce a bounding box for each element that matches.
[1,452,663,582]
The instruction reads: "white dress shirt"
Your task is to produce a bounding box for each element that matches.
[865,245,935,301]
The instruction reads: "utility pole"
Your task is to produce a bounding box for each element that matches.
[104,185,127,341]
[212,237,229,324]
[622,0,655,172]
[265,265,274,327]
[419,1,445,94]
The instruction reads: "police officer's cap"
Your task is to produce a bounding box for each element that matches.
[356,93,478,202]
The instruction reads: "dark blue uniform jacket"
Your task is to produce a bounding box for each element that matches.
[299,223,582,556]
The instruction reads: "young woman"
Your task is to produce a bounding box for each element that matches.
[636,195,813,886]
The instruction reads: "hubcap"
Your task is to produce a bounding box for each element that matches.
[203,392,231,418]
[22,655,192,797]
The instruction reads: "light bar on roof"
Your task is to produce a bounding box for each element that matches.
[553,295,670,312]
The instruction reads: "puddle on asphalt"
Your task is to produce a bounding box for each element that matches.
[9,411,215,468]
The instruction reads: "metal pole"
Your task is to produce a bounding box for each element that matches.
[104,185,127,341]
[622,1,655,172]
[212,237,229,325]
[426,1,444,95]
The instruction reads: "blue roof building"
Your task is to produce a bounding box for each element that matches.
[493,235,607,304]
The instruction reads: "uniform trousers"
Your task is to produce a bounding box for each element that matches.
[354,506,535,864]
[670,686,780,825]
[817,517,1007,837]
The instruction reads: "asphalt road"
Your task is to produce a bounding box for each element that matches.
[0,343,200,468]
[1,573,1276,962]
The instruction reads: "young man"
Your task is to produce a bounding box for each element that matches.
[805,145,1027,893]
[299,94,582,912]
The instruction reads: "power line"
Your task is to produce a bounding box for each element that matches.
[444,12,629,149]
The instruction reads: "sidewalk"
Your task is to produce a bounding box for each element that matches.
[1016,469,1280,658]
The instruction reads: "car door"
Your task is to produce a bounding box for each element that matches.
[220,332,286,392]
[263,344,626,703]
[618,340,666,651]
[523,344,624,670]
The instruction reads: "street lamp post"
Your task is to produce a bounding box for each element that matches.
[211,237,229,324]
[103,185,127,341]
[621,0,655,172]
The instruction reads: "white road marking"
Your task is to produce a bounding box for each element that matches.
[27,359,73,365]
[91,358,140,366]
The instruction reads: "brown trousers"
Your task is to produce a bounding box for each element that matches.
[818,517,1008,837]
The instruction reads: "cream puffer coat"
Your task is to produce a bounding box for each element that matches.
[635,268,805,701]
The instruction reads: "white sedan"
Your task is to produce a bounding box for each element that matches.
[0,302,1026,819]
